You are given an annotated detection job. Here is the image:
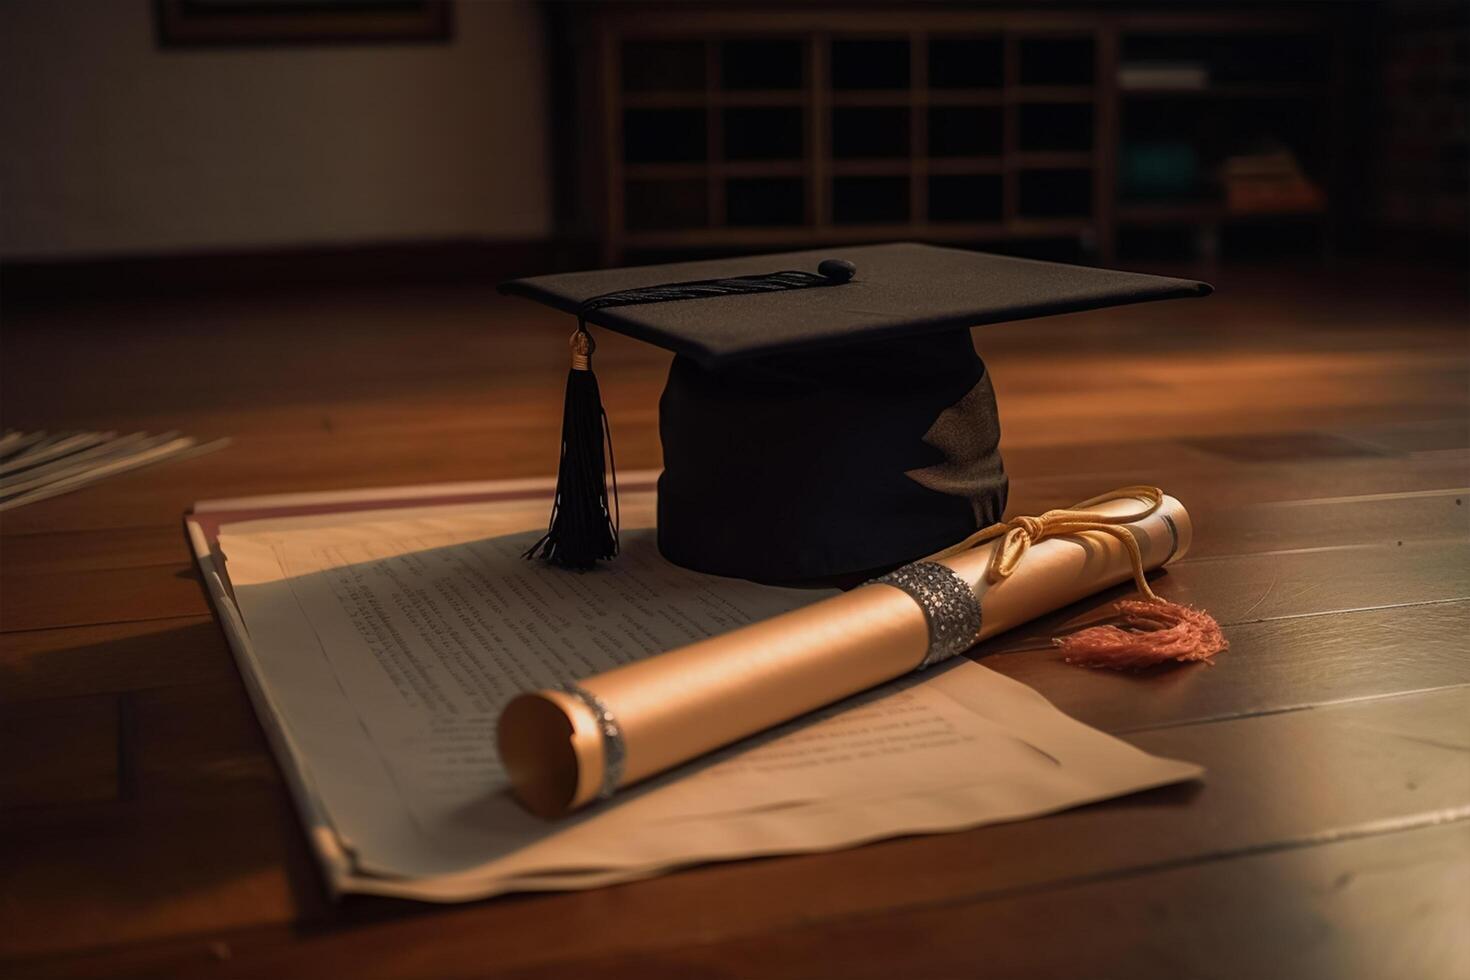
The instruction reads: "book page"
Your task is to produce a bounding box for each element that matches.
[220,513,1200,895]
[223,520,840,875]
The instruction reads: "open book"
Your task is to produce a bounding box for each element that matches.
[186,473,1200,901]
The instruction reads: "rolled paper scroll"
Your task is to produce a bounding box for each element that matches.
[498,488,1193,818]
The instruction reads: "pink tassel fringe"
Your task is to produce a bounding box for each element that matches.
[1055,599,1229,671]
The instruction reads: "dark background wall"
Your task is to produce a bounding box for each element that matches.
[0,0,551,261]
[0,0,1464,283]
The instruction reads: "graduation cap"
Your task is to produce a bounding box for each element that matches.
[500,242,1210,584]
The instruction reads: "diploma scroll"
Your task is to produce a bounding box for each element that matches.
[498,491,1192,817]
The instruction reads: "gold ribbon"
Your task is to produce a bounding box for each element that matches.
[925,486,1166,602]
[569,327,595,371]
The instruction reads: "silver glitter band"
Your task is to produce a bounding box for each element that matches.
[1161,513,1180,563]
[871,560,984,669]
[559,683,625,800]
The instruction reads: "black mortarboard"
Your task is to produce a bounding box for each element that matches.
[501,242,1210,584]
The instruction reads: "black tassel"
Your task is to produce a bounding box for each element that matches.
[524,326,619,568]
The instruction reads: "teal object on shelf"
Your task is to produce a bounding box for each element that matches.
[1121,142,1200,199]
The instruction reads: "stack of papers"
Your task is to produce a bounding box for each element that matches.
[187,477,1201,901]
[1,430,227,511]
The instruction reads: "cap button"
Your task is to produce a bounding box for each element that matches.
[818,258,857,283]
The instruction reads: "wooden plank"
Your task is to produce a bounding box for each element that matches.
[1014,478,1469,560]
[1,426,1458,537]
[0,452,1464,585]
[3,339,1454,458]
[1,286,1463,535]
[1184,490,1469,558]
[1333,417,1470,455]
[8,686,1464,976]
[983,599,1470,734]
[5,672,1469,969]
[998,401,1468,451]
[0,562,208,632]
[0,680,328,962]
[0,413,654,536]
[463,821,1470,980]
[0,475,1463,641]
[4,492,1466,634]
[1,505,1459,948]
[0,525,193,574]
[1006,454,1470,519]
[0,694,119,809]
[0,616,231,704]
[3,273,1459,437]
[127,681,282,802]
[0,786,327,965]
[1157,539,1470,624]
[1183,430,1398,462]
[1,234,1465,976]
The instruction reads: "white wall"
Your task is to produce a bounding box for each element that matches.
[0,0,552,259]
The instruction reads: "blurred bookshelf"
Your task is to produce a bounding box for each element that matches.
[553,7,1345,265]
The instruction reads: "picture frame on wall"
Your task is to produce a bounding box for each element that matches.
[155,0,454,48]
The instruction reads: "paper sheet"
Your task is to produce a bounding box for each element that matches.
[220,510,1202,900]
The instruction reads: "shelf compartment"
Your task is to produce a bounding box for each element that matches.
[1019,102,1094,152]
[621,39,705,92]
[625,161,805,180]
[725,177,806,227]
[830,160,912,177]
[831,37,911,90]
[623,108,707,164]
[1121,33,1328,87]
[1120,95,1328,181]
[723,107,805,161]
[1117,201,1326,225]
[830,90,916,107]
[831,176,910,224]
[1012,85,1094,103]
[928,174,1004,223]
[927,89,1007,106]
[928,156,1005,175]
[624,91,805,109]
[1122,84,1321,100]
[928,36,1003,89]
[721,38,805,90]
[596,12,1340,266]
[831,107,910,159]
[1005,217,1094,237]
[832,87,1087,107]
[929,106,1004,157]
[624,179,708,231]
[1018,36,1096,86]
[1018,168,1093,218]
[1013,151,1094,169]
[620,219,1092,250]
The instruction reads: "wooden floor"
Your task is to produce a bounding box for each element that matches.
[2,260,1468,978]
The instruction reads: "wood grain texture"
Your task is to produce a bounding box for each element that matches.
[477,821,1470,980]
[3,494,1464,635]
[12,687,1467,976]
[1,261,1466,976]
[0,694,119,809]
[0,562,208,632]
[0,525,197,574]
[984,600,1470,733]
[0,617,230,704]
[2,454,1463,575]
